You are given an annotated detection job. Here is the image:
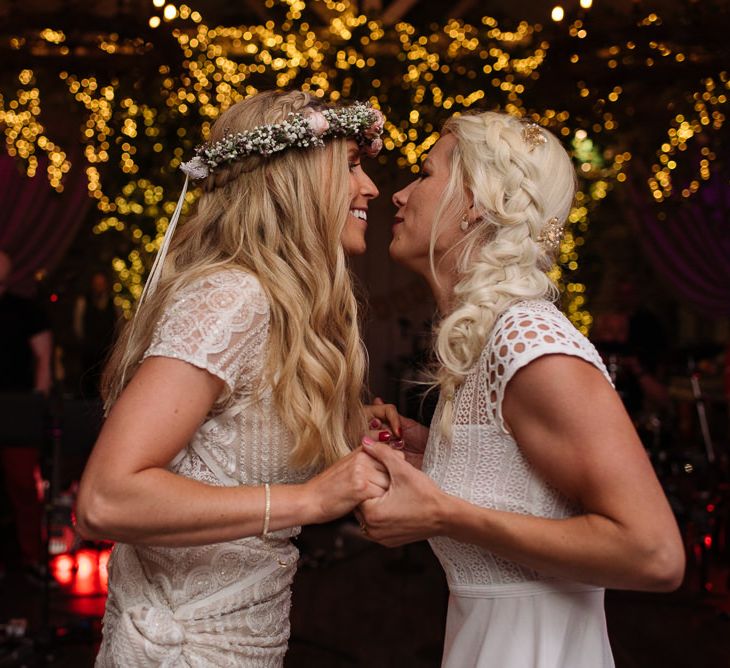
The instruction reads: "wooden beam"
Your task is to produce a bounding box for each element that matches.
[450,0,478,20]
[381,0,420,25]
[361,0,383,13]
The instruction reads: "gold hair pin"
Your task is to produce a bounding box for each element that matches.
[536,216,563,252]
[521,122,547,151]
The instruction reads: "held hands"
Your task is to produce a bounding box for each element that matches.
[304,447,390,525]
[364,398,430,469]
[357,440,446,548]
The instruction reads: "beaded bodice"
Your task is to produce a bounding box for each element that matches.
[423,300,612,590]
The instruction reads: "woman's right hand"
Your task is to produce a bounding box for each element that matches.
[303,444,390,524]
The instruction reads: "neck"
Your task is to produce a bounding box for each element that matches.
[422,266,457,316]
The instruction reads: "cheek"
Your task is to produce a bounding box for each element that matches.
[341,219,366,255]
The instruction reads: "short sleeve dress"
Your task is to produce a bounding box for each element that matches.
[96,269,314,668]
[422,300,616,668]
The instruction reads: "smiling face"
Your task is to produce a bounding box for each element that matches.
[390,133,466,277]
[340,139,380,256]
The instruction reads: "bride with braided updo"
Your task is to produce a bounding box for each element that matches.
[76,90,387,667]
[359,111,684,667]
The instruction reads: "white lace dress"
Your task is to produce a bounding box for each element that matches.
[96,269,313,668]
[423,300,616,668]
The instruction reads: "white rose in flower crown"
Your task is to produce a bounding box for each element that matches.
[305,110,330,136]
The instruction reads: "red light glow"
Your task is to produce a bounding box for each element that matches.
[49,546,112,596]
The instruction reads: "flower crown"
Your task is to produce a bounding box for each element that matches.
[180,101,385,180]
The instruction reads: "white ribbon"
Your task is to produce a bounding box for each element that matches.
[108,172,193,410]
[137,174,190,307]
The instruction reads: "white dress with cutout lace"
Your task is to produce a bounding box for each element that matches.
[96,269,313,668]
[423,300,616,668]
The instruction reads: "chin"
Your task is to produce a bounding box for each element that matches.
[389,242,421,273]
[342,232,367,256]
[388,239,406,263]
[343,240,366,256]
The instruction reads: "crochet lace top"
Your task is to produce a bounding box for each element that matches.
[423,299,612,593]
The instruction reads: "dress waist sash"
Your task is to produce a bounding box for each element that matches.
[449,580,603,599]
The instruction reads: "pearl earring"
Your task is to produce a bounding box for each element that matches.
[460,213,470,232]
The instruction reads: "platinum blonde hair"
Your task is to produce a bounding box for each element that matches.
[103,90,367,469]
[431,111,577,434]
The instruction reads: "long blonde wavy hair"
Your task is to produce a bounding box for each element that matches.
[103,90,367,469]
[430,111,577,433]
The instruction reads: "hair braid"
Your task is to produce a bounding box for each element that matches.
[429,111,577,436]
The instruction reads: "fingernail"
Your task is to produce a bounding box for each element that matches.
[391,439,405,450]
[369,419,380,429]
[378,431,392,442]
[362,436,376,446]
[396,427,403,437]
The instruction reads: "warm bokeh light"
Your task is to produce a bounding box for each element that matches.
[2,2,726,331]
[153,0,165,7]
[163,4,178,21]
[580,0,593,9]
[551,6,565,22]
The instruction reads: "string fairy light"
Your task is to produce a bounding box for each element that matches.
[1,0,726,328]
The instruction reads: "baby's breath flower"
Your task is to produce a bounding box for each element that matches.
[180,102,385,180]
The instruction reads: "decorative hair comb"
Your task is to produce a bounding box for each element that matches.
[536,216,563,252]
[521,122,547,151]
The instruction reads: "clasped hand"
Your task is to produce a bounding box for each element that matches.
[310,401,443,546]
[355,439,445,548]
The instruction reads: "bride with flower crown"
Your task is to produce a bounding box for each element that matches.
[76,90,387,667]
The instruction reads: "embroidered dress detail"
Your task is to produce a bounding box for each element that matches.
[96,269,312,668]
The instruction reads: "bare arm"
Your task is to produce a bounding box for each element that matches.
[361,355,684,592]
[29,330,53,395]
[76,356,389,546]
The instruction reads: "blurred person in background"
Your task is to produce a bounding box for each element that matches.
[73,270,120,399]
[0,249,52,583]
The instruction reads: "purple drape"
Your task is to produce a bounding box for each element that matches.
[628,171,730,316]
[0,154,91,295]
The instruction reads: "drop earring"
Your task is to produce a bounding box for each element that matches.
[460,213,470,232]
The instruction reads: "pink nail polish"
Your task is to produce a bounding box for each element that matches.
[369,419,380,429]
[378,431,392,442]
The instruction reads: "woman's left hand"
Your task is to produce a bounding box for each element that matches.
[358,439,445,547]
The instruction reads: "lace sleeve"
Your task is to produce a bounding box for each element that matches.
[143,269,270,403]
[485,301,612,434]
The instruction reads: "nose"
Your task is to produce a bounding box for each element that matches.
[360,172,379,200]
[392,187,407,208]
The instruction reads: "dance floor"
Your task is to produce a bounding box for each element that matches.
[0,520,728,667]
